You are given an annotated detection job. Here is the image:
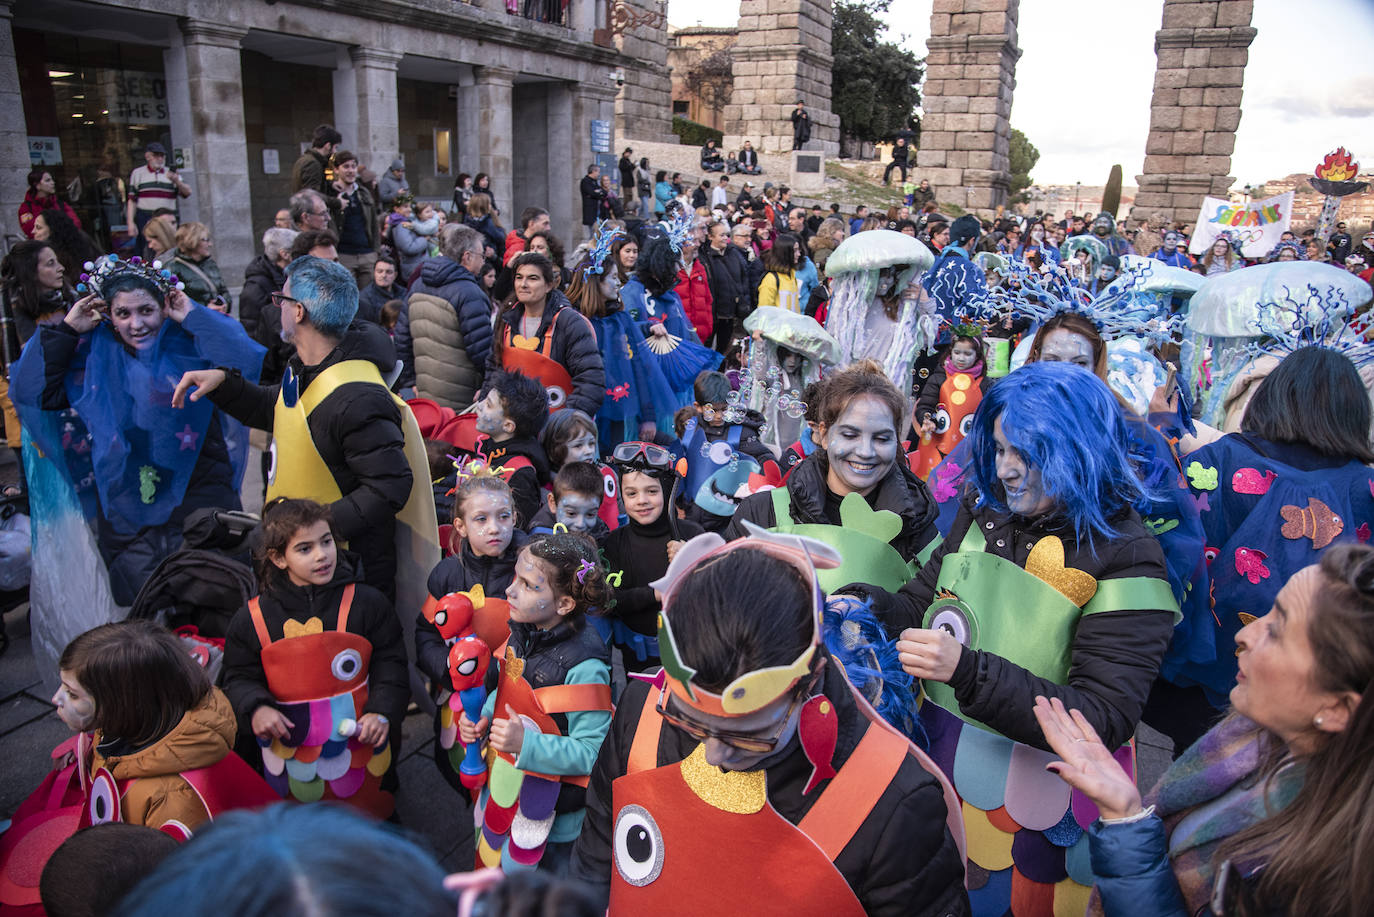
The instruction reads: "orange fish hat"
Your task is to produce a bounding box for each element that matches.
[647,522,841,719]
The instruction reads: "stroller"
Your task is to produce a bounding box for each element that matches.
[127,508,259,681]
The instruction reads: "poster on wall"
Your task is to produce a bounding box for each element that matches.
[28,136,61,166]
[1188,191,1294,259]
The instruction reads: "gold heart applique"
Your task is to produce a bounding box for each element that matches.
[504,645,525,681]
[511,334,540,350]
[1237,612,1258,626]
[1025,536,1098,607]
[283,617,324,638]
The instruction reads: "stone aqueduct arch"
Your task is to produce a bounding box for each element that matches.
[640,0,1253,223]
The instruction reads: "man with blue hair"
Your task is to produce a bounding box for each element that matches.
[172,256,439,605]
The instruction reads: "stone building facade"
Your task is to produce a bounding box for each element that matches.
[667,26,736,132]
[3,0,649,287]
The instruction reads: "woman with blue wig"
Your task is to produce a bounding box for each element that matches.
[844,360,1180,916]
[10,254,264,607]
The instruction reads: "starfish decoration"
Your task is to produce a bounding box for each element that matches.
[175,424,199,451]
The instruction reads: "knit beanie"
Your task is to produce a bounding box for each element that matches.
[950,215,982,246]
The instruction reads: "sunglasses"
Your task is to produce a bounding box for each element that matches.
[612,441,674,468]
[655,682,807,753]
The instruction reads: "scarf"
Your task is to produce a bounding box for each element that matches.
[1089,714,1303,916]
[942,356,983,378]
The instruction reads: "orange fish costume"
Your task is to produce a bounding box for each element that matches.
[603,524,966,915]
[912,366,984,481]
[251,586,394,818]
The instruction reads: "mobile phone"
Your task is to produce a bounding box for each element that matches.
[1210,859,1256,916]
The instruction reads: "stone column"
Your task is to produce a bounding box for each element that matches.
[546,83,577,242]
[612,0,675,143]
[177,21,253,286]
[349,48,403,177]
[1130,0,1255,227]
[474,67,516,219]
[571,83,617,240]
[0,0,30,238]
[916,0,1021,214]
[723,0,839,156]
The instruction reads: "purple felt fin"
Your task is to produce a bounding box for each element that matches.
[1072,743,1134,828]
[328,764,365,799]
[918,701,961,780]
[264,767,289,799]
[518,775,561,822]
[302,698,336,747]
[1010,828,1068,884]
[279,701,312,747]
[1004,742,1072,831]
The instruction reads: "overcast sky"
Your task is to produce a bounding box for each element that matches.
[667,0,1374,186]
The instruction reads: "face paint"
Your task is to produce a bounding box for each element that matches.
[475,388,508,437]
[993,416,1056,517]
[1037,328,1095,371]
[563,431,599,465]
[53,670,96,732]
[1096,265,1117,281]
[950,341,978,371]
[599,269,622,302]
[455,491,516,558]
[554,492,602,534]
[505,549,566,630]
[875,269,896,297]
[821,394,899,498]
[1162,233,1180,252]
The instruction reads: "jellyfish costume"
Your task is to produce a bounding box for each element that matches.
[740,308,840,456]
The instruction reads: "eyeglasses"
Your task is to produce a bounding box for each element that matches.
[269,291,302,308]
[655,683,807,753]
[612,441,674,468]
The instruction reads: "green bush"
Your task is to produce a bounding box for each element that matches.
[672,116,723,148]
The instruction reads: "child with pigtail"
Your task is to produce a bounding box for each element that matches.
[459,531,614,872]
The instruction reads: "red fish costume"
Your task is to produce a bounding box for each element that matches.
[250,585,394,818]
[911,367,984,481]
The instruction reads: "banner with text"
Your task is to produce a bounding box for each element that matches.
[1189,191,1293,259]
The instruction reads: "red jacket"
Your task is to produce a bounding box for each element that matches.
[18,190,80,239]
[503,230,526,265]
[675,259,714,342]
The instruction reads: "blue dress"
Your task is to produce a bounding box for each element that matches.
[620,278,721,428]
[590,301,676,444]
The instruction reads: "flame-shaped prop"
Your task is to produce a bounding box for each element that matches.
[1309,146,1369,245]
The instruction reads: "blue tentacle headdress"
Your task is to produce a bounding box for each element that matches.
[581,221,625,280]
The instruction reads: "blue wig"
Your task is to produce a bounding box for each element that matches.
[824,595,927,749]
[963,360,1155,545]
[285,255,358,338]
[109,804,453,917]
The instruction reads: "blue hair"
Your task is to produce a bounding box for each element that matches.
[109,804,453,917]
[823,596,927,749]
[285,255,358,337]
[964,361,1153,545]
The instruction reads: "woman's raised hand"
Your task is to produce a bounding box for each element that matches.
[1032,695,1143,821]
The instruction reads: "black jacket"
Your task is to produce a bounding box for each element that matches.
[913,361,991,421]
[580,175,605,226]
[481,434,551,527]
[414,529,529,686]
[207,322,412,598]
[602,502,703,639]
[239,253,284,341]
[488,290,606,417]
[701,243,751,321]
[617,155,635,187]
[221,551,409,724]
[847,495,1175,752]
[724,451,940,563]
[569,666,970,916]
[357,280,402,325]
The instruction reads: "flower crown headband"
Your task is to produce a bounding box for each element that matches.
[76,254,183,298]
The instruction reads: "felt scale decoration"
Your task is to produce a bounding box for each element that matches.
[799,696,838,795]
[249,590,394,819]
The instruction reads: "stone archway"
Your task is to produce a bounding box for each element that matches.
[917,0,1255,223]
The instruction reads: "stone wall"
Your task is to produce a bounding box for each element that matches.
[1130,0,1256,227]
[722,0,838,156]
[667,26,736,130]
[614,0,676,143]
[915,0,1021,214]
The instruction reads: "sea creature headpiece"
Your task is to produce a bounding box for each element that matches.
[647,523,838,718]
[667,208,696,253]
[1246,269,1374,369]
[76,253,183,298]
[581,221,625,280]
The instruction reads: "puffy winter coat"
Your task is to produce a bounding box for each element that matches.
[239,253,284,340]
[89,688,237,833]
[673,258,714,343]
[390,222,431,281]
[701,243,751,322]
[394,259,492,407]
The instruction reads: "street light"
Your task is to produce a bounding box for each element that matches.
[1074,181,1081,212]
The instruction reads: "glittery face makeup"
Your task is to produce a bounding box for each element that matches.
[950,340,978,371]
[505,548,566,630]
[554,492,602,534]
[1036,328,1095,371]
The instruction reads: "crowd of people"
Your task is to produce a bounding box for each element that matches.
[1,122,1373,917]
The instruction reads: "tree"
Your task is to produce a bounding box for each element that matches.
[831,0,923,146]
[1008,128,1040,205]
[685,48,733,113]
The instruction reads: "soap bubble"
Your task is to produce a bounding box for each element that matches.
[758,423,770,438]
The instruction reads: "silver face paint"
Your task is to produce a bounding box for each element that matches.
[1037,328,1095,371]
